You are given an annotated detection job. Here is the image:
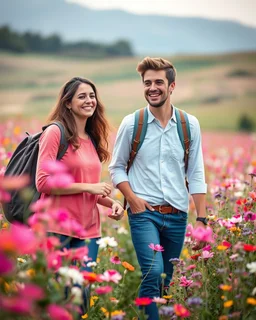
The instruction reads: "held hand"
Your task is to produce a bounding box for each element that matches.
[108,201,124,221]
[192,221,208,251]
[129,196,155,214]
[86,183,112,197]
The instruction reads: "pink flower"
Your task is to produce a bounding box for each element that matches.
[70,246,89,262]
[191,226,214,243]
[42,160,68,174]
[110,255,121,264]
[149,243,164,252]
[19,283,45,301]
[60,219,86,238]
[0,174,30,190]
[95,285,113,295]
[47,304,73,320]
[51,208,70,222]
[47,251,62,271]
[0,189,11,202]
[0,296,32,314]
[200,250,214,260]
[0,252,14,275]
[46,236,61,251]
[202,244,212,251]
[0,223,38,255]
[152,297,167,304]
[100,270,122,284]
[30,198,52,212]
[174,304,191,317]
[229,214,242,224]
[48,173,74,189]
[180,276,193,287]
[186,264,196,271]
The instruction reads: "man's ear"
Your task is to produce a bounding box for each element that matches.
[169,81,175,94]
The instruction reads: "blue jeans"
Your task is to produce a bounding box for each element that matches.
[49,234,100,313]
[128,208,187,320]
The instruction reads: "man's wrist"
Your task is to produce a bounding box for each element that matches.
[196,217,208,225]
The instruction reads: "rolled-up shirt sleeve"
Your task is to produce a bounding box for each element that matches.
[109,114,134,188]
[36,125,61,194]
[187,116,207,194]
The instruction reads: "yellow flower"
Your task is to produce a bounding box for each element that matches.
[247,297,256,305]
[26,269,35,277]
[224,300,233,308]
[217,245,228,251]
[81,314,88,319]
[90,296,98,307]
[2,222,9,229]
[229,227,241,233]
[96,257,100,263]
[101,307,107,315]
[122,261,135,271]
[111,310,126,317]
[14,126,21,135]
[220,285,232,291]
[163,295,173,300]
[17,258,26,263]
[181,248,190,259]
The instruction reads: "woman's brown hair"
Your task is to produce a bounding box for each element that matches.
[47,77,110,162]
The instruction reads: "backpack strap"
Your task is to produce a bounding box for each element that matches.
[42,122,69,160]
[175,108,191,173]
[127,107,148,174]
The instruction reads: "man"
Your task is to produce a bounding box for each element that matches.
[109,57,207,320]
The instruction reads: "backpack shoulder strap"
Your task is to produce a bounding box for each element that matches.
[127,107,148,174]
[42,122,69,160]
[175,108,191,173]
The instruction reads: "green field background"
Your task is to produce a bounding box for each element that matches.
[0,51,255,131]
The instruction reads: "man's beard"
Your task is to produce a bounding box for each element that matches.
[145,93,168,108]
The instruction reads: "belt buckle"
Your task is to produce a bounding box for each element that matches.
[159,205,163,214]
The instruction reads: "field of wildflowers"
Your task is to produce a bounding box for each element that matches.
[0,121,255,320]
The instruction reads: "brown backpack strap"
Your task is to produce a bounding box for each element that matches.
[178,109,190,173]
[124,108,145,208]
[126,108,145,174]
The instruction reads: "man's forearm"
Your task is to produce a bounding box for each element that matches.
[117,181,136,202]
[191,193,206,217]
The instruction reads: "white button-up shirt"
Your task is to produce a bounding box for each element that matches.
[109,105,207,212]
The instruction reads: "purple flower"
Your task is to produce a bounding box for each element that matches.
[159,306,174,316]
[186,297,203,307]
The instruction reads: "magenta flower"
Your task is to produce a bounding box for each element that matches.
[19,283,45,301]
[30,198,52,212]
[191,226,214,243]
[149,243,164,252]
[95,285,113,295]
[244,211,256,221]
[0,296,32,314]
[47,251,62,271]
[180,276,193,287]
[100,270,122,284]
[229,214,242,224]
[0,189,11,202]
[0,252,14,275]
[110,255,121,264]
[47,304,73,320]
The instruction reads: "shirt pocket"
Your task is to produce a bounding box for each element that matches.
[169,141,184,162]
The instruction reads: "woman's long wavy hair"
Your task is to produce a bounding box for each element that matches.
[47,77,110,162]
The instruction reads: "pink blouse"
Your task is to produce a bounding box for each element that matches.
[36,125,102,239]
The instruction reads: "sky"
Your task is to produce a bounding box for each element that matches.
[67,0,256,28]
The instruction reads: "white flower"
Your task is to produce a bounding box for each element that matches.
[96,236,118,248]
[87,261,97,268]
[252,287,256,296]
[247,262,256,273]
[58,267,84,285]
[117,226,128,234]
[71,287,82,305]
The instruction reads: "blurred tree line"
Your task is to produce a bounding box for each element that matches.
[0,25,134,58]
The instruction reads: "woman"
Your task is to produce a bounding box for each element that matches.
[36,77,124,310]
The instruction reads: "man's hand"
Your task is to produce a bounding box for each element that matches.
[192,221,208,250]
[129,195,154,214]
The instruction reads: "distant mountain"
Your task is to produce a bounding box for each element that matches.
[1,0,256,54]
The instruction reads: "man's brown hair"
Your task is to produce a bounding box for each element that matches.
[136,57,176,85]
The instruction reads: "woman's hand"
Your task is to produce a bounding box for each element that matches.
[108,201,124,221]
[85,182,112,197]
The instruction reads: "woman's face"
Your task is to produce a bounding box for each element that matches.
[68,83,97,119]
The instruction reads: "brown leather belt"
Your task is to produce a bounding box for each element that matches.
[152,205,179,214]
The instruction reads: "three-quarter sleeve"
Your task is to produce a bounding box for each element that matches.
[36,125,61,194]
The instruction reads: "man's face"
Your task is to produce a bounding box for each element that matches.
[143,69,175,108]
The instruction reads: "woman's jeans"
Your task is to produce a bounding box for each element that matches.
[128,208,187,320]
[50,234,100,313]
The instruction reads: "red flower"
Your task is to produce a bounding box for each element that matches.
[190,253,201,260]
[135,297,152,306]
[243,244,256,252]
[174,304,191,317]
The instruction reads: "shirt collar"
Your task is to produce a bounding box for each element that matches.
[146,104,177,123]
